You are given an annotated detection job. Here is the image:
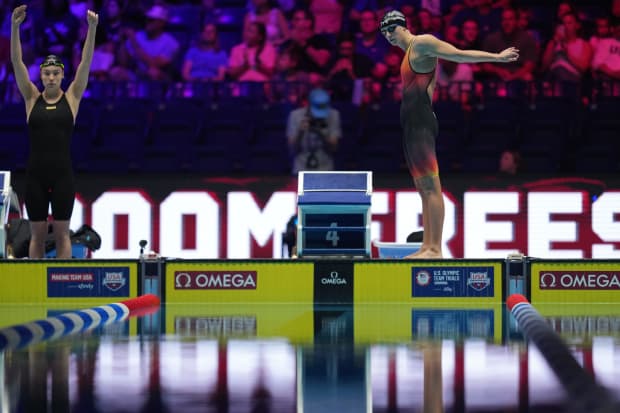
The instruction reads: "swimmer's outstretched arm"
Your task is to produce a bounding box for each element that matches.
[415,34,519,64]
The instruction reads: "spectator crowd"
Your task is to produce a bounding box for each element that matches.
[0,0,618,104]
[0,0,618,176]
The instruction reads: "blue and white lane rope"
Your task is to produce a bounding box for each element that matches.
[507,294,619,413]
[0,294,160,352]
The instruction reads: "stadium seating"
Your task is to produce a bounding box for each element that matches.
[0,80,617,175]
[0,103,29,171]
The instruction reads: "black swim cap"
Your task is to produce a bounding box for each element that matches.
[380,10,407,31]
[40,55,64,69]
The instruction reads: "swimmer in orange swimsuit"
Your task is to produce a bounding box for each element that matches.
[380,10,519,258]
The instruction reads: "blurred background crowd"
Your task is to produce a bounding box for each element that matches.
[0,0,618,175]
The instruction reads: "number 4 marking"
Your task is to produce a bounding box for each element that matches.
[326,222,340,246]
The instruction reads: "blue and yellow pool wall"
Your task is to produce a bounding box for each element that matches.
[2,257,620,344]
[1,257,619,308]
[164,260,315,304]
[0,260,139,332]
[353,259,503,304]
[352,259,504,343]
[0,260,138,305]
[163,259,505,344]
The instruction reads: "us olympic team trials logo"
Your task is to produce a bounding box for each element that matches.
[102,271,127,291]
[467,271,490,291]
[415,270,431,287]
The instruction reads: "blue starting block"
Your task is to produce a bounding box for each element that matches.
[296,171,372,258]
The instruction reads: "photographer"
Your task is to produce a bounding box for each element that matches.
[286,88,342,174]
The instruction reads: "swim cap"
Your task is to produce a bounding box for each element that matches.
[380,10,407,31]
[40,55,64,69]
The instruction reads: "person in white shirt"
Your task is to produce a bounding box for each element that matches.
[591,17,620,80]
[589,16,611,49]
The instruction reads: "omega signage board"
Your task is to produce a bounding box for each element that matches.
[530,260,620,303]
[166,261,314,303]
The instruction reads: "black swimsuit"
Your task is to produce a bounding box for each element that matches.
[25,94,75,221]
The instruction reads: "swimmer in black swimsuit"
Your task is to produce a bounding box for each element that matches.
[380,10,519,258]
[11,4,99,258]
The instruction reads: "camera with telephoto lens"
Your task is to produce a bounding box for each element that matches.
[309,117,327,129]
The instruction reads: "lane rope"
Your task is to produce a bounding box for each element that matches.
[0,294,160,351]
[507,294,619,413]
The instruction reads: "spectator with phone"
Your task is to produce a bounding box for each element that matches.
[541,12,592,86]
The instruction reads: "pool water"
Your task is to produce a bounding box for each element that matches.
[1,303,619,413]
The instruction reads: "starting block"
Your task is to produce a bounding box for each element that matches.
[296,171,372,258]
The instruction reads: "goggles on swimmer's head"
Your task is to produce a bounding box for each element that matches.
[380,10,407,34]
[40,55,65,70]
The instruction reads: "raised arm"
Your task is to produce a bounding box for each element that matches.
[416,34,519,64]
[10,5,38,101]
[68,10,98,100]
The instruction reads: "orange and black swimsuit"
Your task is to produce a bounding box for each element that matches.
[400,38,439,179]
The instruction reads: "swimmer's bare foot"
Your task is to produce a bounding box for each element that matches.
[405,248,442,259]
[404,247,428,259]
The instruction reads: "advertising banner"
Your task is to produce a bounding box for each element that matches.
[47,266,130,297]
[354,261,503,304]
[530,260,620,303]
[7,173,619,259]
[165,261,314,303]
[0,261,138,304]
[313,261,354,304]
[411,265,495,298]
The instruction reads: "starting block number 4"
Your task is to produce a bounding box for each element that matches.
[297,171,372,257]
[326,223,339,246]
